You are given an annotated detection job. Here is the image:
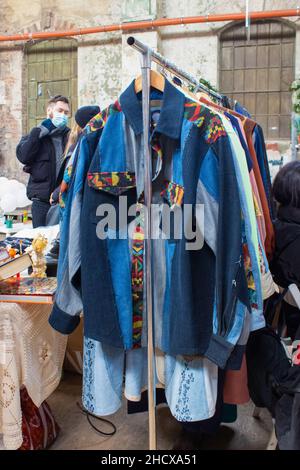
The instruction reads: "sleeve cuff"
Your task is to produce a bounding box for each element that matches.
[205,334,234,369]
[49,302,80,334]
[225,344,245,370]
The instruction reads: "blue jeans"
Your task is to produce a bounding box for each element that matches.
[31,199,50,228]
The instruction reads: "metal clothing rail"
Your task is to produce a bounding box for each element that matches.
[128,38,156,451]
[127,35,223,451]
[0,9,299,42]
[127,36,223,101]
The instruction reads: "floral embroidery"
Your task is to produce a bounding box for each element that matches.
[38,340,52,364]
[173,360,195,422]
[83,338,96,413]
[0,370,16,408]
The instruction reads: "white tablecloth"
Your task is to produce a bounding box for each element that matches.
[0,302,67,449]
[0,222,33,236]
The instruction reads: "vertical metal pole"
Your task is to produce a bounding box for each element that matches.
[141,48,157,451]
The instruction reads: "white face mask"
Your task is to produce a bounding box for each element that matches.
[51,111,68,128]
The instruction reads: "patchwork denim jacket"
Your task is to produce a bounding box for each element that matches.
[49,79,251,368]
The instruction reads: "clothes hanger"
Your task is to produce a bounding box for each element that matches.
[181,85,198,100]
[134,69,165,93]
[197,93,253,122]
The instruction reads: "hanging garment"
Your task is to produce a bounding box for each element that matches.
[224,112,266,245]
[213,109,264,333]
[222,112,277,302]
[82,338,219,422]
[50,79,250,369]
[242,119,275,260]
[234,102,275,221]
[201,97,275,259]
[253,125,275,220]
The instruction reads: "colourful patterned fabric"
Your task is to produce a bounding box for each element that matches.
[161,180,184,207]
[184,101,206,128]
[242,225,258,310]
[152,140,163,162]
[184,99,226,144]
[87,171,136,195]
[205,115,227,144]
[85,100,122,134]
[131,206,144,349]
[59,164,73,208]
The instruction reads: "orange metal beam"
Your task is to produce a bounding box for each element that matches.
[0,9,299,42]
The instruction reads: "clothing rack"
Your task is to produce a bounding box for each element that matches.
[127,36,223,102]
[127,36,223,451]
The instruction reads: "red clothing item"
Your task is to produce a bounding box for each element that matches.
[223,354,250,405]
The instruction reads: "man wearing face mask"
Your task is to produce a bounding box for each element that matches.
[16,95,70,227]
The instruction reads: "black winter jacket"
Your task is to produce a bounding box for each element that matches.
[270,205,300,339]
[16,125,69,202]
[270,205,300,289]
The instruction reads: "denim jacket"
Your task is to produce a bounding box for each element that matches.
[49,79,250,368]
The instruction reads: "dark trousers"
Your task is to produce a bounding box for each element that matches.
[31,199,51,228]
[182,368,225,435]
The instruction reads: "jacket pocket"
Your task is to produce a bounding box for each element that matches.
[87,171,136,195]
[31,155,50,183]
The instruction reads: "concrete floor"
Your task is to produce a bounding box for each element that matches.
[47,372,274,450]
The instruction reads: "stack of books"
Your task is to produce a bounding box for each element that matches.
[0,252,32,280]
[0,277,57,304]
[0,251,56,304]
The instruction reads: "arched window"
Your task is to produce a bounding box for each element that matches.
[26,39,78,132]
[219,20,295,139]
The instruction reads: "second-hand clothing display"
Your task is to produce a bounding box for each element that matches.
[49,72,277,424]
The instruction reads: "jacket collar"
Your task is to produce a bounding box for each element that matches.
[119,79,185,139]
[278,205,300,225]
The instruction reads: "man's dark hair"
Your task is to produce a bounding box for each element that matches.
[273,161,300,209]
[48,95,70,106]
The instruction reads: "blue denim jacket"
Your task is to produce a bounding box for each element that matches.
[49,79,250,368]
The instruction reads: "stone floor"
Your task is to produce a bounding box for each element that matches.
[47,372,274,450]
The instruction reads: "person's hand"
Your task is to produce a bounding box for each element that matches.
[49,193,54,205]
[41,118,56,131]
